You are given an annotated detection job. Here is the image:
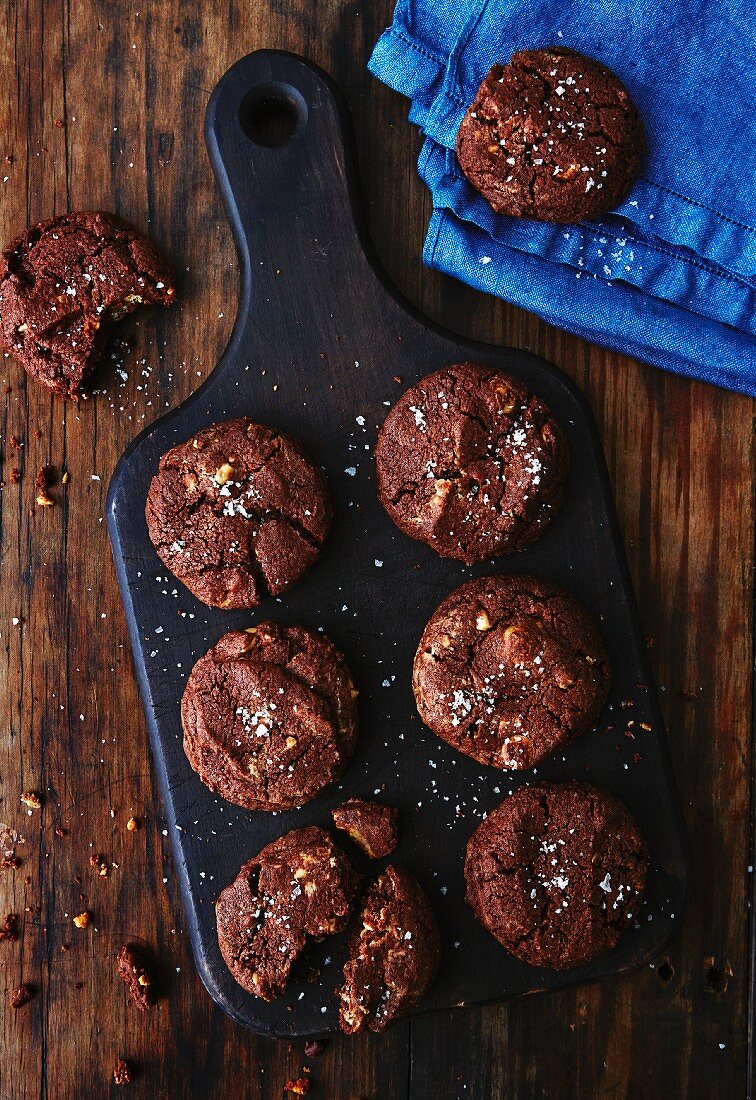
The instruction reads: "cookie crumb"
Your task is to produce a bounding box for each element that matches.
[284,1077,311,1096]
[10,982,35,1008]
[73,910,91,929]
[0,913,19,942]
[126,816,139,832]
[89,853,109,877]
[117,944,157,1010]
[35,466,55,507]
[113,1058,132,1086]
[20,790,42,811]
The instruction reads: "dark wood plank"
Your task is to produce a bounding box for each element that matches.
[0,1,750,1097]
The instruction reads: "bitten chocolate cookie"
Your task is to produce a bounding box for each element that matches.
[413,574,609,770]
[338,866,440,1033]
[216,827,360,1000]
[465,782,648,969]
[456,48,644,223]
[181,624,358,812]
[0,211,174,397]
[146,418,331,608]
[376,364,567,563]
[331,799,399,859]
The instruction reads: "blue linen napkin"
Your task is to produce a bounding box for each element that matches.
[369,0,756,394]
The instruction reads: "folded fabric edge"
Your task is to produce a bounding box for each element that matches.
[424,209,756,397]
[418,143,756,336]
[367,26,449,118]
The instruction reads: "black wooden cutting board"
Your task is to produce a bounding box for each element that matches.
[107,50,688,1038]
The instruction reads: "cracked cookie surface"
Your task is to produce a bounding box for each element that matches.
[465,781,648,969]
[376,364,567,564]
[216,826,360,1000]
[412,575,609,770]
[338,865,440,1033]
[146,418,331,608]
[0,211,174,397]
[457,48,644,223]
[182,624,359,811]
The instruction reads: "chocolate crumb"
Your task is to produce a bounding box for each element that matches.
[304,1039,326,1058]
[113,1058,132,1086]
[10,982,35,1008]
[117,944,157,1010]
[34,466,54,507]
[0,914,19,942]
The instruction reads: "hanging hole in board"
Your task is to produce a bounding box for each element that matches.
[239,83,307,147]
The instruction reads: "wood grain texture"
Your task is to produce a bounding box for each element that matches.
[0,2,750,1098]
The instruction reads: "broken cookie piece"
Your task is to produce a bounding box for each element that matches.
[117,944,157,1010]
[338,865,440,1034]
[0,211,174,398]
[216,827,360,1001]
[331,798,398,859]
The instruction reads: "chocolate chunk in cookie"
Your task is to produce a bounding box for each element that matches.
[376,364,567,564]
[413,574,609,770]
[338,865,440,1033]
[182,624,358,812]
[331,799,399,859]
[146,418,331,609]
[216,826,360,1000]
[0,211,174,397]
[457,48,644,223]
[465,782,648,969]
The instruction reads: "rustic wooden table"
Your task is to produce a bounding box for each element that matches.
[0,3,751,1098]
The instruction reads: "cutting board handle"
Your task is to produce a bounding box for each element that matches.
[205,50,372,307]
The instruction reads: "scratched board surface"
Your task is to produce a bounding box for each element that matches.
[106,51,688,1037]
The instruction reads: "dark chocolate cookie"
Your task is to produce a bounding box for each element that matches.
[338,865,440,1033]
[376,364,567,563]
[465,781,648,969]
[331,799,399,859]
[413,574,609,770]
[0,211,174,397]
[181,623,358,812]
[216,826,360,1000]
[457,48,644,223]
[146,418,331,608]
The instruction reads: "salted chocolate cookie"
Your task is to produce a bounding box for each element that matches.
[0,211,174,397]
[216,826,360,1000]
[338,866,440,1033]
[457,48,644,223]
[146,418,331,608]
[331,799,399,859]
[376,364,567,564]
[182,624,358,812]
[413,574,609,770]
[465,782,648,969]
